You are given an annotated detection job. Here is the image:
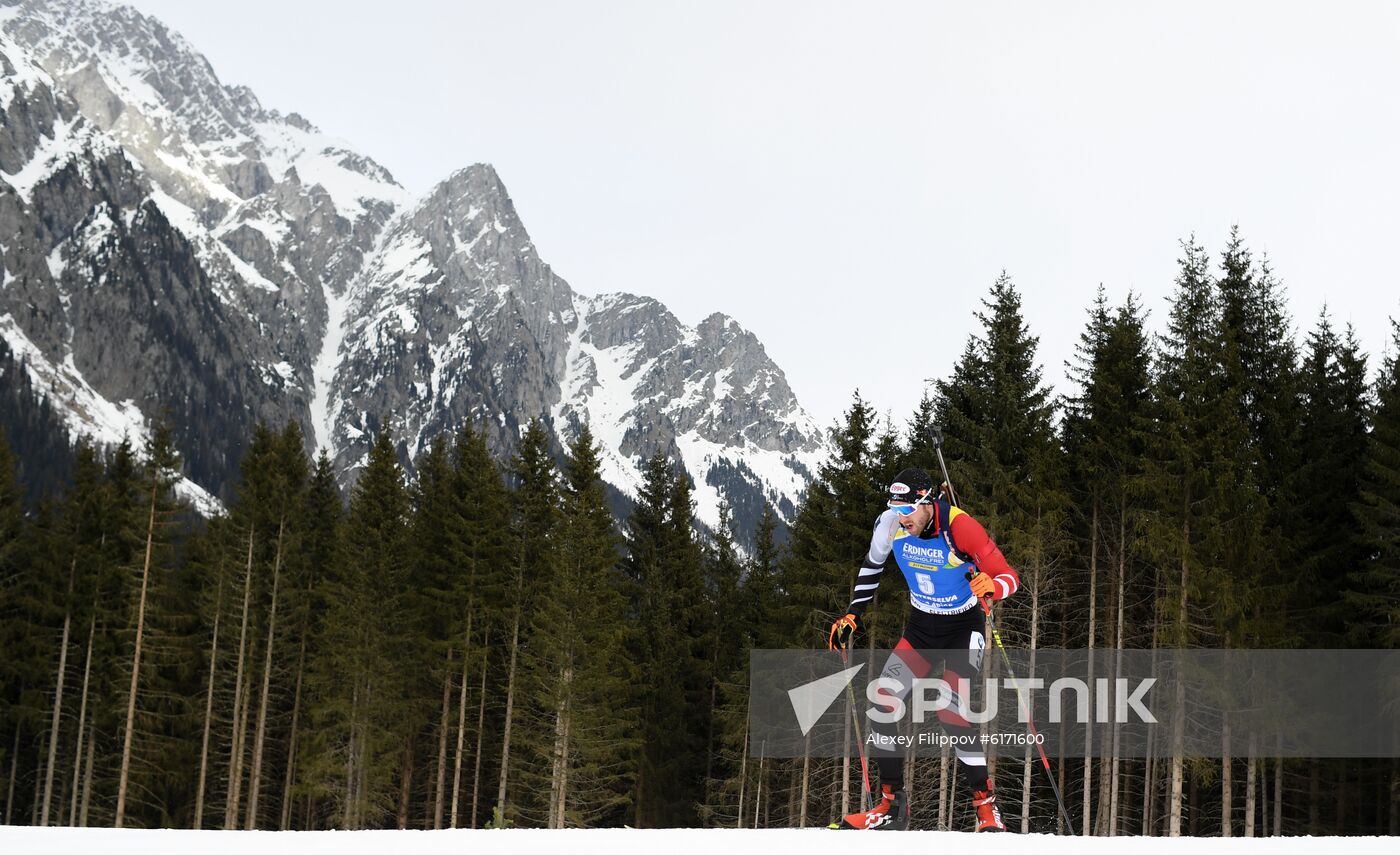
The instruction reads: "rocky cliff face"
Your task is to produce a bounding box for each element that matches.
[1,21,283,507]
[0,0,825,540]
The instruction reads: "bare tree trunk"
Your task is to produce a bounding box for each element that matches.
[1245,733,1257,837]
[449,619,472,828]
[798,735,810,828]
[1108,498,1127,836]
[1222,712,1233,836]
[68,614,96,826]
[79,720,94,826]
[397,736,414,829]
[1272,751,1283,836]
[550,672,573,829]
[938,743,949,830]
[1083,497,1098,836]
[344,682,360,829]
[470,636,489,828]
[840,691,851,817]
[761,758,769,829]
[548,669,567,829]
[4,722,19,824]
[1142,753,1156,835]
[548,702,565,828]
[195,576,224,828]
[495,614,521,822]
[434,648,452,829]
[785,764,797,827]
[1142,583,1162,837]
[229,654,254,827]
[41,561,77,826]
[41,605,71,824]
[115,477,161,828]
[1056,718,1067,834]
[32,736,44,824]
[752,754,764,829]
[1021,516,1042,834]
[225,525,256,829]
[736,712,749,829]
[279,635,307,830]
[1168,693,1185,835]
[1019,517,1041,834]
[246,520,286,829]
[1168,517,1189,838]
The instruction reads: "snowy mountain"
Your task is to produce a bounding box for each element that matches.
[0,0,825,537]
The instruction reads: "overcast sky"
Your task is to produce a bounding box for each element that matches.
[125,0,1400,429]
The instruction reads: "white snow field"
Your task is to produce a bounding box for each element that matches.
[1,827,1394,855]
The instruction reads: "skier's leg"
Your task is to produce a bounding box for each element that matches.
[834,638,929,829]
[940,619,1005,831]
[869,638,933,787]
[938,635,989,792]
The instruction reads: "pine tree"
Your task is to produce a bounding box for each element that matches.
[625,451,687,826]
[305,429,410,828]
[286,450,342,827]
[111,424,174,826]
[445,424,511,828]
[495,419,558,824]
[664,466,713,826]
[1149,237,1261,835]
[1294,312,1373,642]
[1351,319,1400,647]
[1062,288,1154,834]
[244,423,311,828]
[1212,233,1294,647]
[0,428,41,826]
[698,500,752,821]
[407,434,457,829]
[935,272,1057,519]
[521,425,635,827]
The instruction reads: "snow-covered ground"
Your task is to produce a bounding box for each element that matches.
[1,827,1393,855]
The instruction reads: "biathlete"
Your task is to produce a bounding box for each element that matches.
[827,468,1019,832]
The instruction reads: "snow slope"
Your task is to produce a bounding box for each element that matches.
[1,827,1392,855]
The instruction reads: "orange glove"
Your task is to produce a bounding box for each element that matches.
[828,613,859,651]
[968,571,996,601]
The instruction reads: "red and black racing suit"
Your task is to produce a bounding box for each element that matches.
[844,499,1020,793]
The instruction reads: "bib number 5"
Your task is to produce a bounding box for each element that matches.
[915,572,935,596]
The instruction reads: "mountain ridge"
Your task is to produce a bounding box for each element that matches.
[0,0,826,541]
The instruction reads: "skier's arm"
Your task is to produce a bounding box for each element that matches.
[846,511,899,618]
[948,508,1019,601]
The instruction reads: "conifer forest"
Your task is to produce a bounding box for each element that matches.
[1,231,1397,835]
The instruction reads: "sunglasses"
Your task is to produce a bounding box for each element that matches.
[888,498,928,516]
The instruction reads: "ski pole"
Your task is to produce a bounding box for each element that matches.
[968,578,1077,834]
[838,635,873,811]
[930,425,959,508]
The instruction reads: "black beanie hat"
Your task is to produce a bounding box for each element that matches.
[888,468,934,504]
